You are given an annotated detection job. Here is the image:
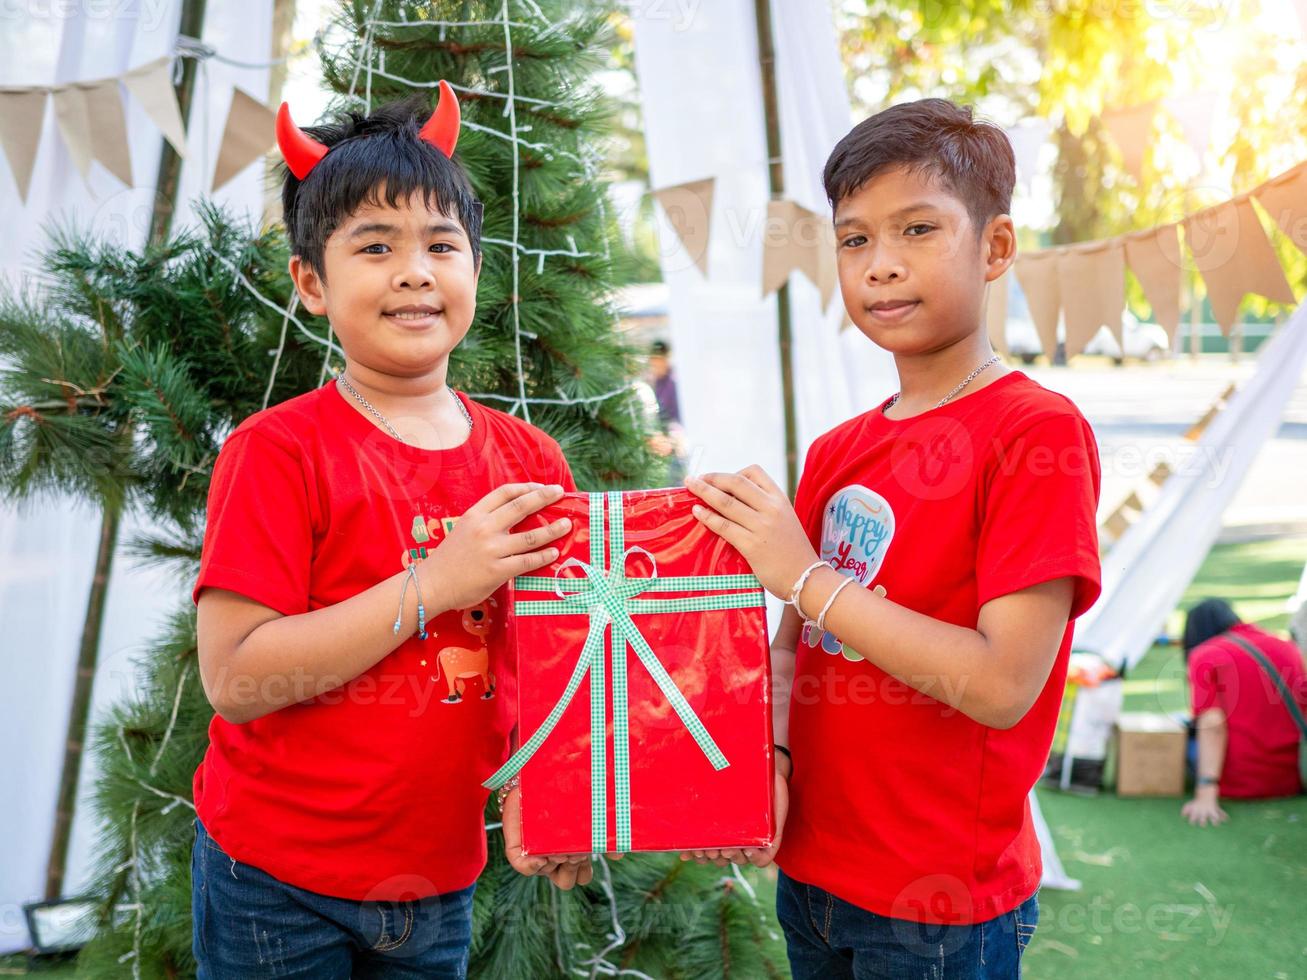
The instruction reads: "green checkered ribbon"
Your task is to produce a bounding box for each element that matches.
[483,491,765,852]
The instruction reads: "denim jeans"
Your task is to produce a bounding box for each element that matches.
[191,818,475,979]
[776,869,1038,979]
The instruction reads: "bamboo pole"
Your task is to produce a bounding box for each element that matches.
[44,0,209,901]
[753,0,799,498]
[148,0,210,248]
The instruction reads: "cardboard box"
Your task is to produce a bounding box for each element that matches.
[1114,712,1187,797]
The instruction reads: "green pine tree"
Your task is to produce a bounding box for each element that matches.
[0,205,338,975]
[319,0,660,489]
[0,2,786,975]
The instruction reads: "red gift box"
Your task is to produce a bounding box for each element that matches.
[485,488,775,854]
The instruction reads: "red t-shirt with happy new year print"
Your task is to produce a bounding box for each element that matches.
[776,369,1101,925]
[191,379,574,901]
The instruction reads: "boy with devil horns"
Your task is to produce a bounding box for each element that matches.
[190,86,587,977]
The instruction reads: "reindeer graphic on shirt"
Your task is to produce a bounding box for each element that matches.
[401,511,497,703]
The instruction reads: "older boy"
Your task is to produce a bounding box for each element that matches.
[687,99,1102,978]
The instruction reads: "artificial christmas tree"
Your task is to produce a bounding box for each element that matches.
[0,2,786,975]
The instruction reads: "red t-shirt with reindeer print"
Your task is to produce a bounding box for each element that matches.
[192,379,574,901]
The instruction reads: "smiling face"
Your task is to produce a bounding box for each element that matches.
[289,187,479,377]
[834,165,1013,356]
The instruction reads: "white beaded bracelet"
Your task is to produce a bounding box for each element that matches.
[815,576,856,634]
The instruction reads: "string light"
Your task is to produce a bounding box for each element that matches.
[119,663,193,978]
[499,0,532,424]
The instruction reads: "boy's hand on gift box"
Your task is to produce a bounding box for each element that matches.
[684,467,819,601]
[678,758,790,869]
[501,784,595,888]
[428,483,572,610]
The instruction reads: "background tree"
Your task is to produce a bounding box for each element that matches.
[836,0,1307,328]
[0,206,338,976]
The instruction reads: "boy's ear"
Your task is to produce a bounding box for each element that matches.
[982,214,1017,284]
[288,254,328,316]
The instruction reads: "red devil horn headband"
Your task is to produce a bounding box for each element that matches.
[277,79,462,181]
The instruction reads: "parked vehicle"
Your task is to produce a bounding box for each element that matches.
[1000,275,1169,364]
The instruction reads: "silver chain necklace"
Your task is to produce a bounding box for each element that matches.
[337,372,473,444]
[883,354,1002,414]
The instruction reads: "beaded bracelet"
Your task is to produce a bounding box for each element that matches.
[393,563,429,640]
[496,774,521,808]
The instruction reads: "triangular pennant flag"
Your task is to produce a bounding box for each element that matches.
[985,269,1009,357]
[1102,102,1157,182]
[788,201,839,311]
[212,87,277,191]
[51,85,94,179]
[1253,162,1307,256]
[808,236,839,311]
[652,177,715,276]
[82,78,132,186]
[1183,197,1296,335]
[1124,224,1182,344]
[1163,92,1216,162]
[1005,120,1050,189]
[122,57,187,158]
[1058,239,1126,358]
[1014,250,1062,358]
[0,88,47,202]
[762,199,808,297]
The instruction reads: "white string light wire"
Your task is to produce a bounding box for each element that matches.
[499,0,532,424]
[119,663,194,977]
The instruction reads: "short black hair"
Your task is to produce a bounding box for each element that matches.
[281,94,482,279]
[1182,598,1241,655]
[822,98,1015,234]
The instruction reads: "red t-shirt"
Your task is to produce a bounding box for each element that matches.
[1189,623,1306,799]
[777,370,1102,925]
[191,380,575,901]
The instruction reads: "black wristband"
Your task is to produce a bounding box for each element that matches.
[1196,775,1219,786]
[774,744,792,763]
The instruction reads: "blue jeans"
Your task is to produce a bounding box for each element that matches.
[191,819,475,978]
[776,869,1038,979]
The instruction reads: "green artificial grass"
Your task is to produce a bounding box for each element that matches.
[1028,534,1307,979]
[6,539,1304,978]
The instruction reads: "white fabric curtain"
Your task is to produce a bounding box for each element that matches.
[631,0,897,512]
[633,0,1083,896]
[0,2,272,952]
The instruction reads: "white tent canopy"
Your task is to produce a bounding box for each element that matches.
[1077,306,1307,670]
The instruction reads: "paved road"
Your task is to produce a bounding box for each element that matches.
[1023,355,1307,540]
